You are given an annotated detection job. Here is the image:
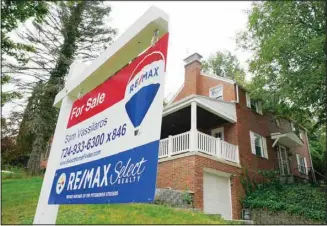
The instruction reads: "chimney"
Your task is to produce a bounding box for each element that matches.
[183,53,203,95]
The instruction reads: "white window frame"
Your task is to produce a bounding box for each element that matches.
[209,85,223,100]
[249,131,268,159]
[211,127,224,140]
[296,154,307,175]
[277,145,290,175]
[246,92,263,115]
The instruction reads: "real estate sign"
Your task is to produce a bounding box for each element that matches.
[48,34,169,205]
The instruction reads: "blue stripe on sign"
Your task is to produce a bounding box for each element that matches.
[48,140,159,204]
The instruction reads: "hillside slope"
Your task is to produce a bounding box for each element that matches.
[2,177,235,224]
[243,182,326,222]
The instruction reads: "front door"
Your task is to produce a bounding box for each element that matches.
[211,127,224,140]
[277,145,290,175]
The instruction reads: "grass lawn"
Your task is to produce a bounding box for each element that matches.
[2,176,237,224]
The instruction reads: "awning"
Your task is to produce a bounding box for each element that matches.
[271,132,304,148]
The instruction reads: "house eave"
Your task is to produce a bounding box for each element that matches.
[271,132,304,148]
[163,95,237,123]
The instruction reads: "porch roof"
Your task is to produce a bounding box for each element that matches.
[271,132,304,148]
[163,95,237,123]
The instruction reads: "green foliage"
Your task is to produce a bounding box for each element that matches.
[10,2,117,174]
[202,50,246,85]
[240,168,255,195]
[1,74,23,107]
[240,169,283,201]
[182,188,193,205]
[1,0,49,105]
[237,1,326,129]
[308,126,326,180]
[243,183,325,221]
[1,0,48,57]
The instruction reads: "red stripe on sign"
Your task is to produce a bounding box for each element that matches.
[128,52,164,83]
[66,33,169,128]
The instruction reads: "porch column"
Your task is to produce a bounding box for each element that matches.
[190,101,198,151]
[191,101,197,130]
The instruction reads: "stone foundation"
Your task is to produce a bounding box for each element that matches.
[251,208,324,224]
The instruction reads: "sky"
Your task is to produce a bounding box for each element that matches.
[108,1,253,99]
[2,1,253,117]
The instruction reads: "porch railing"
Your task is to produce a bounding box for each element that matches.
[159,130,240,164]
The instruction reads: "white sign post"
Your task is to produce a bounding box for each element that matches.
[33,6,169,224]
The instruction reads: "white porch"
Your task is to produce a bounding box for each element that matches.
[159,130,240,164]
[159,96,239,164]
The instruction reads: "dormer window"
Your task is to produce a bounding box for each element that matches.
[246,92,263,115]
[209,85,223,100]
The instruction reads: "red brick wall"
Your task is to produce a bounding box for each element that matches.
[236,87,311,180]
[172,61,236,103]
[157,155,196,191]
[157,155,244,219]
[173,62,201,102]
[235,88,279,177]
[197,75,236,102]
[289,131,312,179]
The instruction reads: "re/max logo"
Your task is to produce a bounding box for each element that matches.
[129,66,159,94]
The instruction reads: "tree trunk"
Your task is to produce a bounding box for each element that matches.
[27,136,44,175]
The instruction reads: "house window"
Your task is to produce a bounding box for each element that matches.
[277,145,290,175]
[291,121,301,138]
[209,85,223,100]
[291,122,295,132]
[249,131,268,159]
[246,92,263,115]
[250,99,257,112]
[296,154,307,174]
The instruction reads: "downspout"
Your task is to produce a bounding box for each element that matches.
[235,84,239,103]
[305,130,316,182]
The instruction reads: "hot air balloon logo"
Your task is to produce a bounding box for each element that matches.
[56,173,66,195]
[124,52,165,135]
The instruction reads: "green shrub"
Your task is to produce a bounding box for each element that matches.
[243,183,325,221]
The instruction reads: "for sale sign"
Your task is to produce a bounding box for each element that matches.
[48,33,169,204]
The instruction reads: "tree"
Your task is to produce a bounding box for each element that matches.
[202,50,246,85]
[237,1,326,177]
[7,1,117,175]
[1,0,48,105]
[309,125,326,181]
[1,0,48,57]
[237,1,326,129]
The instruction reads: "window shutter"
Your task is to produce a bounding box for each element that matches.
[249,131,256,155]
[246,92,251,108]
[257,101,263,115]
[304,157,308,175]
[296,154,300,172]
[262,137,268,159]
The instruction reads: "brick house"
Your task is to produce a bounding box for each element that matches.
[40,52,314,220]
[156,53,314,220]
